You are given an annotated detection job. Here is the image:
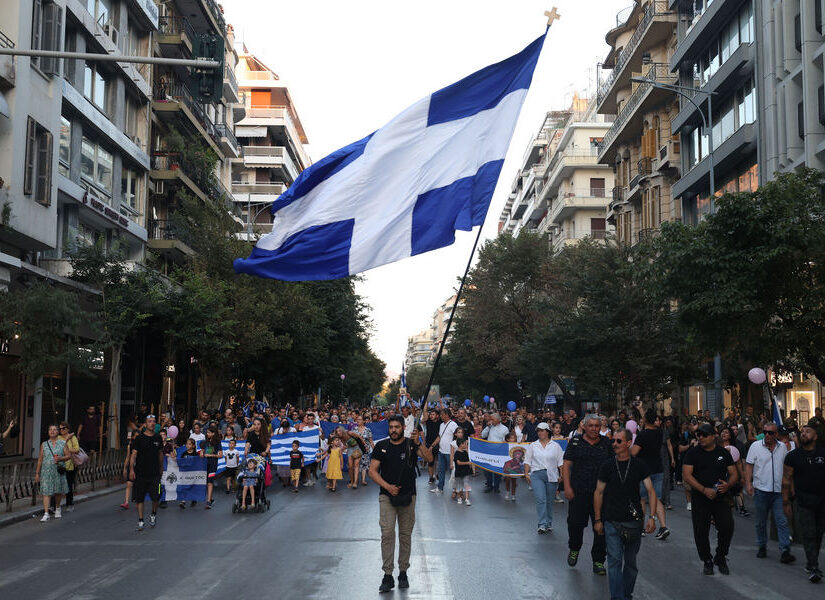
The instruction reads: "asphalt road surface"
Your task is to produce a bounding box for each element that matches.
[0,472,814,599]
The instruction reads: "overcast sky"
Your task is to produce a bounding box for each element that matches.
[222,0,628,375]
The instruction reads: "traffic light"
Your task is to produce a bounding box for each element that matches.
[191,33,225,103]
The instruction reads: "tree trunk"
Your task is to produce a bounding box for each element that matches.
[108,343,122,449]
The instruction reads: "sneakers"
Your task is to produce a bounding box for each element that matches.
[54,508,62,519]
[120,502,129,510]
[464,499,471,506]
[756,546,767,558]
[567,550,579,567]
[39,513,50,522]
[379,574,394,593]
[555,495,565,503]
[397,571,409,589]
[179,501,186,509]
[503,492,510,501]
[805,567,823,583]
[738,507,750,517]
[537,526,546,534]
[593,562,606,576]
[456,498,464,505]
[714,555,729,575]
[510,494,516,502]
[206,500,214,509]
[137,520,145,531]
[780,551,796,564]
[686,502,692,511]
[149,514,156,527]
[65,505,74,513]
[655,527,670,540]
[703,561,714,575]
[429,488,441,494]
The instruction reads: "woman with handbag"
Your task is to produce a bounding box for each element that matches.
[58,422,80,511]
[35,425,72,522]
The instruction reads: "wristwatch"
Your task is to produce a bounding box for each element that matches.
[648,515,657,521]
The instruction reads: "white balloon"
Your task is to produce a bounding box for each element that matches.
[748,367,767,385]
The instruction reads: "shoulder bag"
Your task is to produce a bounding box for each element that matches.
[48,441,67,475]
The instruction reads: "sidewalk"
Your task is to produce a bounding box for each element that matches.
[0,483,122,529]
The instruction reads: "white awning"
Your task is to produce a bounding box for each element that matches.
[235,126,266,137]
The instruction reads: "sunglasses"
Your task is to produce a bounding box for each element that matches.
[611,439,625,445]
[764,430,777,436]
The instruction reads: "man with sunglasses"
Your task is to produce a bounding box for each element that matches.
[594,428,656,600]
[745,422,795,564]
[682,423,739,575]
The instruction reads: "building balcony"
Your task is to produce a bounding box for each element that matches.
[151,152,210,202]
[152,79,222,156]
[0,27,15,89]
[215,123,240,158]
[241,146,300,182]
[547,189,610,224]
[147,219,195,262]
[638,156,654,179]
[670,0,748,70]
[657,138,681,171]
[598,63,678,164]
[636,227,658,244]
[552,229,609,252]
[597,1,677,113]
[238,105,311,168]
[542,148,604,198]
[156,16,195,54]
[223,63,239,103]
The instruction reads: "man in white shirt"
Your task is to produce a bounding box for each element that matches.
[430,409,457,494]
[482,413,509,493]
[524,422,564,533]
[396,397,417,439]
[745,422,795,563]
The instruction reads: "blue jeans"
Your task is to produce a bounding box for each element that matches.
[485,470,501,491]
[604,521,642,600]
[437,452,451,491]
[530,470,557,528]
[754,489,791,552]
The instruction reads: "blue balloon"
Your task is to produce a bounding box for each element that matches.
[483,395,491,402]
[507,401,517,411]
[464,398,471,407]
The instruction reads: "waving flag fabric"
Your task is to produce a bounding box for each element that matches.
[216,440,246,475]
[157,448,207,502]
[270,429,320,466]
[234,30,547,280]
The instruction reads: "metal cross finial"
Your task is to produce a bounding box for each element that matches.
[545,7,561,27]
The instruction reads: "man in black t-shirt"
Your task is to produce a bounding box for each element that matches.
[631,409,670,540]
[682,423,738,575]
[129,415,164,531]
[369,415,433,593]
[594,428,657,600]
[782,424,825,583]
[562,414,614,574]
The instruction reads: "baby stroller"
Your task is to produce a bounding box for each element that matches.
[232,454,271,513]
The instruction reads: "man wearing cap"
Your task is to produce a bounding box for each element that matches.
[683,422,739,575]
[524,422,564,533]
[745,421,796,564]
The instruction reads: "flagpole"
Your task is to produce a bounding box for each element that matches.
[420,224,485,410]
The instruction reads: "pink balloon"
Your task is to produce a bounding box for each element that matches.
[626,420,638,434]
[167,425,178,439]
[725,445,740,463]
[748,367,766,385]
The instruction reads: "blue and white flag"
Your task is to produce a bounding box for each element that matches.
[159,448,207,502]
[468,437,567,476]
[319,420,389,444]
[216,440,246,475]
[270,429,320,466]
[400,363,407,390]
[234,31,547,280]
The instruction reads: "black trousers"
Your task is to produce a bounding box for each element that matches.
[796,499,825,569]
[690,491,734,562]
[567,492,606,563]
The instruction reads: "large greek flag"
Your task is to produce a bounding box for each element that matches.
[270,429,320,466]
[468,437,567,476]
[319,420,389,443]
[234,30,547,280]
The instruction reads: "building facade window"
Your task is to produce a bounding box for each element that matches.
[31,0,63,75]
[76,221,103,247]
[120,168,142,220]
[83,62,109,113]
[80,136,113,199]
[692,1,753,88]
[24,117,53,206]
[58,116,71,177]
[687,78,755,169]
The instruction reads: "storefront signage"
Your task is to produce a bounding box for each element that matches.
[81,191,130,228]
[769,370,794,387]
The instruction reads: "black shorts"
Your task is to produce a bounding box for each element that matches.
[224,467,237,480]
[132,477,161,503]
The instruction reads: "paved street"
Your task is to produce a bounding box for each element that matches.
[0,472,814,600]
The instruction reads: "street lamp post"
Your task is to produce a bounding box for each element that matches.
[630,76,717,214]
[340,373,345,403]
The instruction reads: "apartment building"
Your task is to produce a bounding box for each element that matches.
[498,94,614,249]
[0,0,159,456]
[148,0,240,268]
[231,43,310,239]
[597,0,681,245]
[405,329,433,369]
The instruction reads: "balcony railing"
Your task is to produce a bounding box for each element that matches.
[600,63,676,155]
[148,219,182,241]
[157,16,195,41]
[597,1,672,106]
[0,27,14,48]
[215,122,238,150]
[153,78,219,145]
[637,227,658,243]
[638,156,653,177]
[224,63,238,93]
[204,0,226,32]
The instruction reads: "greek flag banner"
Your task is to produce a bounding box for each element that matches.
[234,30,547,280]
[160,448,207,502]
[468,438,567,477]
[270,429,320,466]
[319,420,389,443]
[216,440,246,475]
